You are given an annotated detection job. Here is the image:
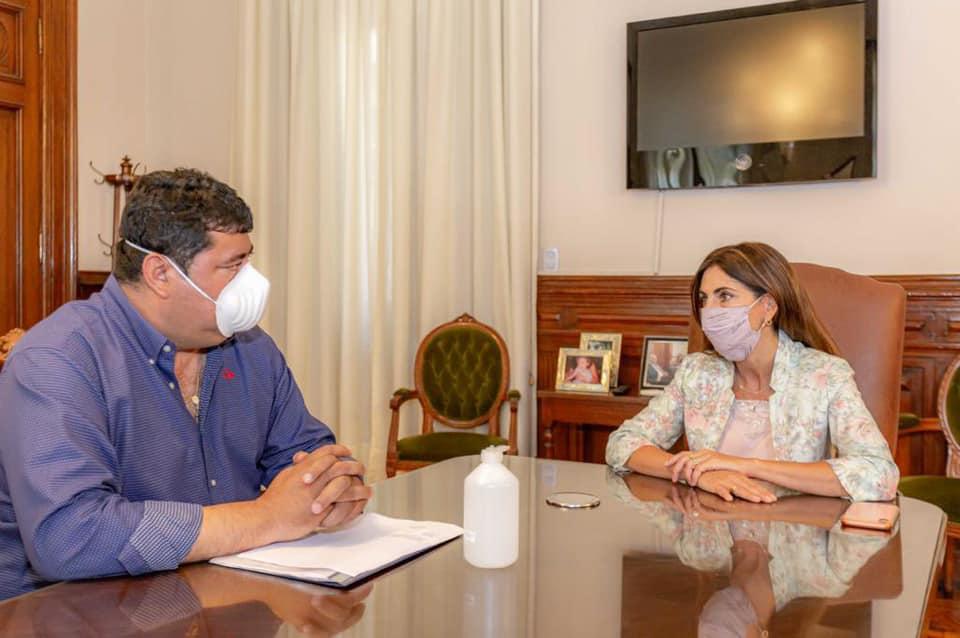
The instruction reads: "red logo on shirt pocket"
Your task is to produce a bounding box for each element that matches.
[223,369,236,380]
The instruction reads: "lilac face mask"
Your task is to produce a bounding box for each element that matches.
[700,296,765,362]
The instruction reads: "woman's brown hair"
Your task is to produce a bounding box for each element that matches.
[690,242,839,356]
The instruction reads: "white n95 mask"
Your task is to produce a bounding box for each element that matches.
[124,239,270,338]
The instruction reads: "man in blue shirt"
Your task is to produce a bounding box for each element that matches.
[0,169,371,600]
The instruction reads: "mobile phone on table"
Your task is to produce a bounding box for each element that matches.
[840,502,900,531]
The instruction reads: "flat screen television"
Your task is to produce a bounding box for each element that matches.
[627,0,877,189]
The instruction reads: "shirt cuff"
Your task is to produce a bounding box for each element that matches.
[825,457,898,502]
[118,501,203,575]
[606,433,655,473]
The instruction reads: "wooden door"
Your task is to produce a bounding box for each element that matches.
[0,0,76,336]
[0,0,41,333]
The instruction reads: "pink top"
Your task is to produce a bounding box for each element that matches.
[718,400,776,548]
[717,400,776,461]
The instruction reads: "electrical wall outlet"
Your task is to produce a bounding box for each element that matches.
[543,247,559,272]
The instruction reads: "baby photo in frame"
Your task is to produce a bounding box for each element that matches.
[555,348,612,393]
[640,337,688,395]
[579,332,623,386]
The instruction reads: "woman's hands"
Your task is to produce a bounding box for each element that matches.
[663,450,775,503]
[695,470,777,503]
[665,449,748,485]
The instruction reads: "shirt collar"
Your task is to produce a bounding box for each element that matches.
[101,275,172,361]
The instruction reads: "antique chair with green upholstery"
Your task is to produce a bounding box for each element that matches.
[899,354,960,594]
[386,314,521,478]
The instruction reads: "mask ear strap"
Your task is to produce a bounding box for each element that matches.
[749,294,774,329]
[123,238,153,254]
[123,239,217,304]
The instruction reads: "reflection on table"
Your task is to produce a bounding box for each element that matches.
[611,472,904,637]
[0,456,945,637]
[0,565,370,637]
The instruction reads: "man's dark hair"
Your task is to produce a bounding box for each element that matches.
[114,168,254,283]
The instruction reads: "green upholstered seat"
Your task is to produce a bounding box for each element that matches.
[397,432,509,463]
[897,360,960,594]
[898,364,960,523]
[899,476,960,524]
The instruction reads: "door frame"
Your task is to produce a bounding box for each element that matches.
[40,0,77,311]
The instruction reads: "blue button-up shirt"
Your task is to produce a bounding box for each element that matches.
[0,276,335,600]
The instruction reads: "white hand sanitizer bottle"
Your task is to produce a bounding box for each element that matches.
[463,445,519,568]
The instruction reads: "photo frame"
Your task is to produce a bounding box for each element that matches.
[579,332,623,386]
[640,336,688,395]
[555,348,613,393]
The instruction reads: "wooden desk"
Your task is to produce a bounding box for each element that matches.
[537,390,649,463]
[0,457,945,637]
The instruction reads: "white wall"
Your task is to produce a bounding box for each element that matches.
[77,0,148,271]
[77,0,238,271]
[143,0,237,181]
[540,0,960,276]
[79,0,960,274]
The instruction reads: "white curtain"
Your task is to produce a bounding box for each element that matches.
[232,0,538,481]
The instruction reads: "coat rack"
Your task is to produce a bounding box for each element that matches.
[92,155,143,268]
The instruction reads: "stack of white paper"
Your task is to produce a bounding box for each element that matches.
[210,513,463,587]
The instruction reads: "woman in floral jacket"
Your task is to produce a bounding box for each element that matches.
[606,242,899,503]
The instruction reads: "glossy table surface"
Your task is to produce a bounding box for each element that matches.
[0,456,946,637]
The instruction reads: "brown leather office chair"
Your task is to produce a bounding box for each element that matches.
[688,263,906,453]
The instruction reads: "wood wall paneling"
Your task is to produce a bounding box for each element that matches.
[879,275,960,474]
[537,275,691,391]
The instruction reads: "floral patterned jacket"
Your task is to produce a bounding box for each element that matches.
[606,331,899,501]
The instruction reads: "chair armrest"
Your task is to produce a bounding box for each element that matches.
[387,388,420,478]
[506,390,521,454]
[390,388,419,411]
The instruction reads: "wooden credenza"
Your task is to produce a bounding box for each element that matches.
[537,391,649,461]
[537,274,960,472]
